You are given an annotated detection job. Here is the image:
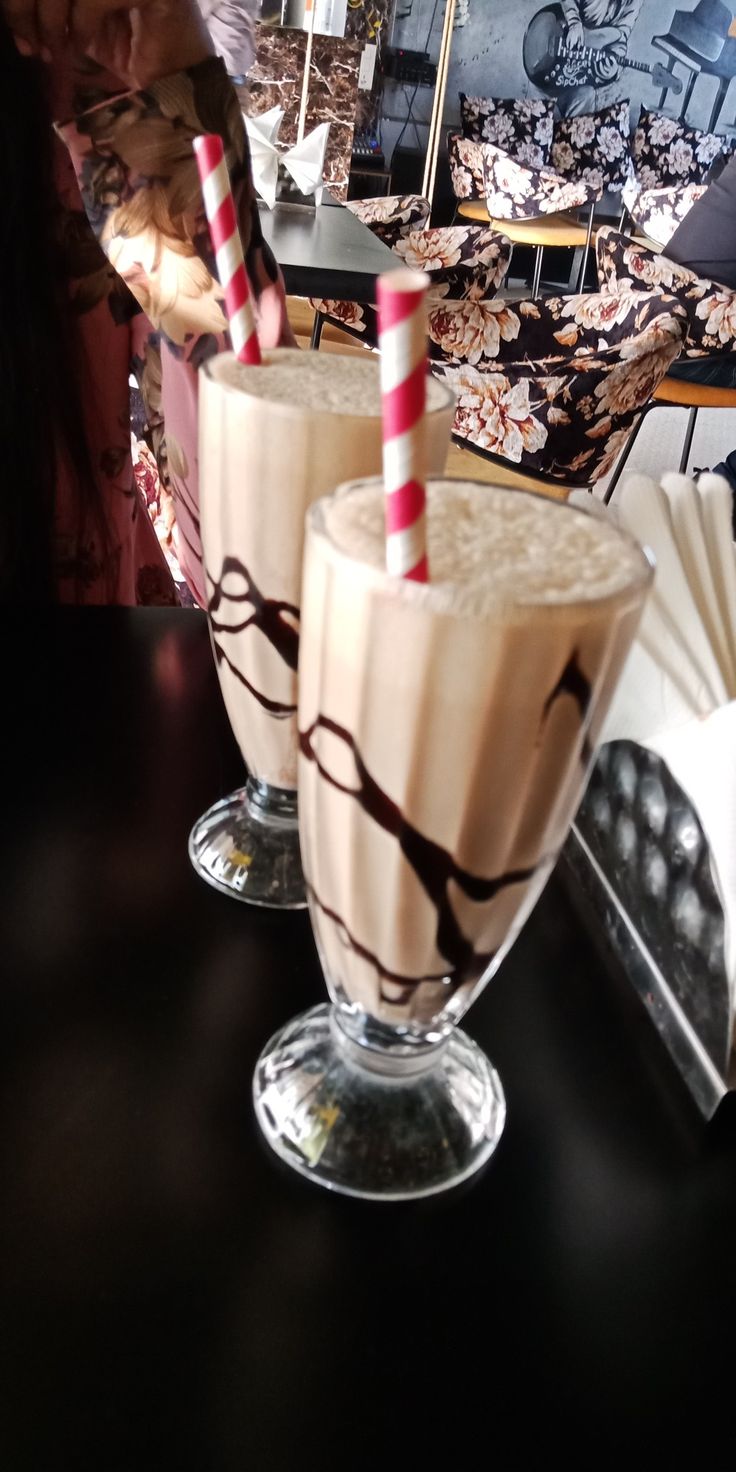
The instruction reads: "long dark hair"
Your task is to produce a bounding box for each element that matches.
[0,20,106,602]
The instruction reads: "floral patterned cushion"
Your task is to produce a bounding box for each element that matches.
[596,228,736,360]
[459,94,555,170]
[482,143,600,220]
[310,226,512,347]
[448,133,488,203]
[429,290,686,486]
[345,194,430,247]
[551,100,632,195]
[622,177,708,246]
[630,109,728,190]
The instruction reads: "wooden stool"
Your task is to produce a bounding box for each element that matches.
[457,201,595,295]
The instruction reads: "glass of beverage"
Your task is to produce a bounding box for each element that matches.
[253,476,653,1196]
[189,350,454,908]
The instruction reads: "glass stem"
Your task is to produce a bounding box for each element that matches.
[331,1008,447,1079]
[246,776,298,826]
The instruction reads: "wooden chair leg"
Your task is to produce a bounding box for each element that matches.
[310,312,324,350]
[678,405,698,473]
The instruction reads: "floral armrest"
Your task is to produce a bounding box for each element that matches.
[427,289,686,367]
[447,133,489,203]
[623,180,708,247]
[345,194,430,246]
[481,143,599,221]
[429,298,684,487]
[596,227,698,294]
[596,228,736,359]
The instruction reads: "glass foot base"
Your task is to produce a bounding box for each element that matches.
[253,1003,506,1201]
[188,781,306,909]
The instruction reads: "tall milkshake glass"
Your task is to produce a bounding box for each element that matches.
[189,350,454,907]
[253,477,653,1196]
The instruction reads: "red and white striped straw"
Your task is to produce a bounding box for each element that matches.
[377,268,430,582]
[193,133,261,366]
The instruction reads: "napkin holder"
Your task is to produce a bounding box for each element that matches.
[563,731,734,1118]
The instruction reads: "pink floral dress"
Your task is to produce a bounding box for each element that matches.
[53,54,292,605]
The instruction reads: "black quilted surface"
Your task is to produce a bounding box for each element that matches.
[575,740,730,1074]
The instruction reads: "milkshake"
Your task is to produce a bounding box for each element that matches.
[298,477,650,1028]
[190,350,454,907]
[252,477,651,1197]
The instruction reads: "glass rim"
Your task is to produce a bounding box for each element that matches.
[306,475,655,620]
[201,349,456,420]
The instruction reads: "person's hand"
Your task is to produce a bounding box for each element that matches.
[2,0,214,87]
[596,46,620,80]
[565,18,585,48]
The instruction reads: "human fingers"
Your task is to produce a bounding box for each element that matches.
[68,0,136,51]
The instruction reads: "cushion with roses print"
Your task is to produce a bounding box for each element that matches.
[430,294,684,486]
[393,226,512,301]
[345,194,430,247]
[551,99,632,195]
[459,94,555,169]
[630,109,730,190]
[596,228,736,360]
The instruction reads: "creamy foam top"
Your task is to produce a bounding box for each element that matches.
[320,478,650,612]
[208,349,452,417]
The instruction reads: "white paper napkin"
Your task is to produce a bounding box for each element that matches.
[243,110,329,209]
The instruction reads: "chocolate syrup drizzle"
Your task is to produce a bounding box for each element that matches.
[207,556,300,718]
[300,655,594,1002]
[300,715,542,1002]
[542,652,593,764]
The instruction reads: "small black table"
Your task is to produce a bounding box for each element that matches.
[0,609,733,1468]
[257,197,397,301]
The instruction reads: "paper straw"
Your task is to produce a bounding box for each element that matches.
[377,268,430,582]
[193,134,261,366]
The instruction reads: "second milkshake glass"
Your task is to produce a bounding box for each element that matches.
[189,349,454,907]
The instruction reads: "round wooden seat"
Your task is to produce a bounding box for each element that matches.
[457,201,591,248]
[653,374,736,409]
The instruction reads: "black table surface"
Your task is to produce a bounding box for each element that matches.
[1,609,734,1468]
[257,197,397,302]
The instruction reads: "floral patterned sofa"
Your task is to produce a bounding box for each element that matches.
[427,289,687,487]
[310,225,512,348]
[596,227,736,362]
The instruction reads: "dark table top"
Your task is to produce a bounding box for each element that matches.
[1,609,734,1468]
[257,197,397,302]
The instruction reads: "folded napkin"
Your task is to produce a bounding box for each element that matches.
[599,472,736,1055]
[243,107,330,209]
